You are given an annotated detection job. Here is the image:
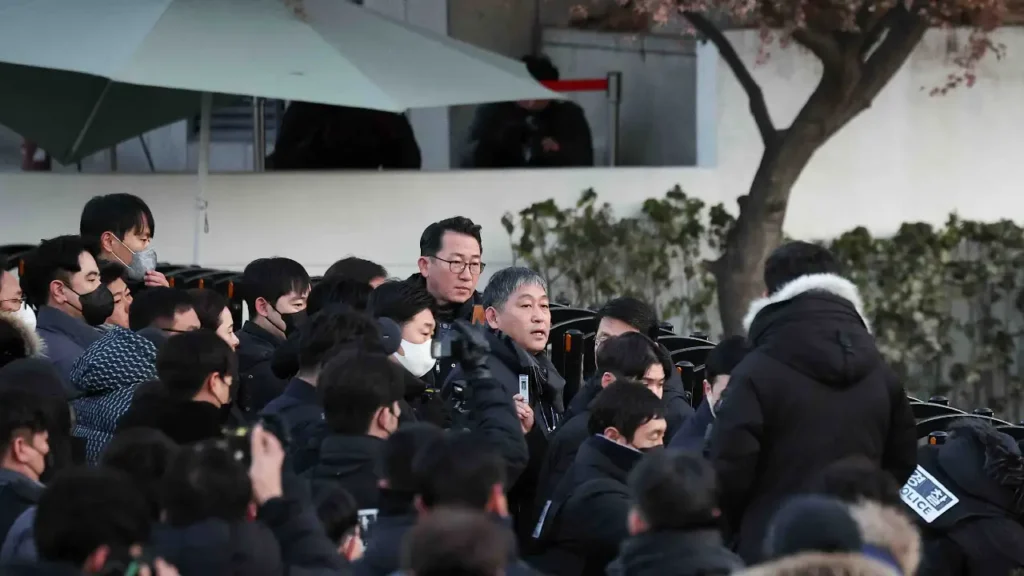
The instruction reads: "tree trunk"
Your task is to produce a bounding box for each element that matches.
[713,129,825,335]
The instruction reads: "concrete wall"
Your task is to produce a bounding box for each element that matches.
[1,28,1022,278]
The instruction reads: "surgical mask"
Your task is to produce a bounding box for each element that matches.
[112,237,157,282]
[65,284,114,327]
[14,303,36,331]
[394,339,435,378]
[638,444,664,456]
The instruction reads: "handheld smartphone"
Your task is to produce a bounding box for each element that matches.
[518,374,530,404]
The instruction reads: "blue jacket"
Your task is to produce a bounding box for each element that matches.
[34,306,100,396]
[0,507,36,563]
[261,377,325,474]
[669,399,714,456]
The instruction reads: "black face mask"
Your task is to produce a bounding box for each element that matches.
[66,284,114,327]
[639,444,665,456]
[279,309,307,336]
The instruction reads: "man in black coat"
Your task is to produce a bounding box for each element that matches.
[709,241,917,563]
[465,55,594,169]
[535,331,671,508]
[529,383,667,576]
[444,267,564,540]
[411,216,485,385]
[235,257,310,417]
[607,451,743,576]
[0,390,50,547]
[590,297,694,436]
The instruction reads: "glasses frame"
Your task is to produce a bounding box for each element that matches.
[433,256,486,276]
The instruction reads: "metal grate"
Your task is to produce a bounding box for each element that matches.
[189,97,284,143]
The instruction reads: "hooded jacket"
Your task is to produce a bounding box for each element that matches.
[70,326,158,463]
[733,552,901,576]
[711,273,918,563]
[0,312,44,370]
[847,501,920,576]
[910,419,1024,575]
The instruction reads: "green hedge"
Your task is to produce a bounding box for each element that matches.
[503,188,1024,419]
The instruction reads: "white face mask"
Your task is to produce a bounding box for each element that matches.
[394,339,435,378]
[14,303,36,331]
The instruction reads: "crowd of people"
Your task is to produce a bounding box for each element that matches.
[0,193,1022,575]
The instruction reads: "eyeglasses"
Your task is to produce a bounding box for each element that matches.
[0,296,25,305]
[432,257,486,276]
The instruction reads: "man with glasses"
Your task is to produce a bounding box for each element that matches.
[0,257,25,314]
[413,216,485,384]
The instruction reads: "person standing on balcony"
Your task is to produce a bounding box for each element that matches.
[465,55,594,169]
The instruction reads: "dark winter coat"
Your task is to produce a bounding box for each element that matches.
[352,491,417,576]
[606,529,744,576]
[529,435,643,576]
[445,329,563,539]
[306,434,384,511]
[466,101,594,168]
[117,394,230,446]
[0,470,42,550]
[236,322,287,417]
[670,398,714,456]
[710,273,918,564]
[260,377,324,473]
[910,420,1024,576]
[33,306,100,394]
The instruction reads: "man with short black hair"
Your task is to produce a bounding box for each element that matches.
[590,296,694,439]
[325,256,389,288]
[608,451,743,576]
[97,261,131,331]
[262,307,386,473]
[29,467,156,575]
[237,257,311,414]
[669,335,749,455]
[531,383,666,575]
[307,352,406,510]
[0,390,50,547]
[117,330,237,444]
[79,193,167,289]
[0,256,25,315]
[412,433,539,576]
[710,241,917,563]
[353,423,446,576]
[19,236,109,385]
[536,332,669,510]
[412,216,484,383]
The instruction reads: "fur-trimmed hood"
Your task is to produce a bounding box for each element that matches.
[847,501,921,576]
[0,311,45,367]
[743,273,871,334]
[734,551,901,576]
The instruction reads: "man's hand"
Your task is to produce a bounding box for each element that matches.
[139,558,181,576]
[144,270,170,287]
[513,394,535,433]
[541,138,560,153]
[249,425,285,505]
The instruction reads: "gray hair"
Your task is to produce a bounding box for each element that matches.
[482,267,548,310]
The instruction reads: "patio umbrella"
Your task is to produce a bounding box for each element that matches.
[0,0,560,164]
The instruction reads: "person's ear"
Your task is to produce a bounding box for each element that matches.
[255,297,271,317]
[627,508,648,536]
[484,306,500,329]
[603,427,624,444]
[600,372,616,388]
[417,256,431,278]
[204,373,219,396]
[10,436,28,463]
[703,379,712,401]
[82,545,110,573]
[49,279,67,305]
[100,231,117,254]
[378,478,390,489]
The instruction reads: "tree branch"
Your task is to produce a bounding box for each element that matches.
[859,7,902,60]
[837,7,927,128]
[681,11,777,147]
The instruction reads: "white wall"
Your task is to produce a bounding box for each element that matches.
[2,29,1023,281]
